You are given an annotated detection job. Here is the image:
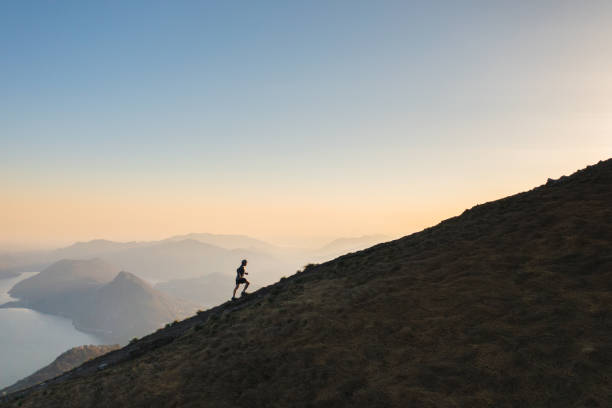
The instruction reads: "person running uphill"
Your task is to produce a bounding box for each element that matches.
[232,259,249,300]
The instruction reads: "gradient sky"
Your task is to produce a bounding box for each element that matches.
[2,1,612,249]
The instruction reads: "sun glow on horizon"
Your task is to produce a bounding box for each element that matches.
[2,2,612,249]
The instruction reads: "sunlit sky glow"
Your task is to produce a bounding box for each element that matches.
[2,1,611,249]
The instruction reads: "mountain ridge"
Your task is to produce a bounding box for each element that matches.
[2,158,611,407]
[0,233,391,284]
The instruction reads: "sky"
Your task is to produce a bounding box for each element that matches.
[1,1,612,249]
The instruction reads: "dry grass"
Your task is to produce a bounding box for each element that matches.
[2,159,611,408]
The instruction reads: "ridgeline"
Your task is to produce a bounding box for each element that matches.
[2,159,611,407]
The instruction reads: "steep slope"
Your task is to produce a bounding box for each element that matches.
[2,159,611,408]
[1,345,119,394]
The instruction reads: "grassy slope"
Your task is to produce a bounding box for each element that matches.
[2,159,611,408]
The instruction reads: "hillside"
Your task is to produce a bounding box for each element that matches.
[1,345,120,395]
[1,159,611,407]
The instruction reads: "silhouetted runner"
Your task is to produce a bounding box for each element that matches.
[232,259,249,300]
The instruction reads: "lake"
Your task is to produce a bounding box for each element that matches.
[0,272,103,390]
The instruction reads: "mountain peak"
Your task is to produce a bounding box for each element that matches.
[107,271,152,290]
[114,270,141,282]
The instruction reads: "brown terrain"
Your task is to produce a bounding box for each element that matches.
[1,159,611,407]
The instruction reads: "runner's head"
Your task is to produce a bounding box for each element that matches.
[241,259,248,266]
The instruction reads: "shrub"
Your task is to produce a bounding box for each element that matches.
[303,263,318,272]
[129,337,139,345]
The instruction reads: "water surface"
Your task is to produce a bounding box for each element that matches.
[0,272,103,390]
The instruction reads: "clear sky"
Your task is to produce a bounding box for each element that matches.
[1,1,611,249]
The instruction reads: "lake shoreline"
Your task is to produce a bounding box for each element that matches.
[0,300,115,343]
[0,273,105,389]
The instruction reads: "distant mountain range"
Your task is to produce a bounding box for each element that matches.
[1,259,197,343]
[162,233,277,252]
[1,345,119,395]
[98,238,285,282]
[0,234,390,326]
[0,234,390,286]
[51,240,148,259]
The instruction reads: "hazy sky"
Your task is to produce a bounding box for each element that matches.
[2,1,611,249]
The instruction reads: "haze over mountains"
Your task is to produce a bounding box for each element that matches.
[155,273,233,309]
[162,233,277,252]
[1,259,196,343]
[2,159,610,407]
[0,234,389,284]
[314,235,389,258]
[71,271,196,342]
[0,234,386,341]
[8,259,119,306]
